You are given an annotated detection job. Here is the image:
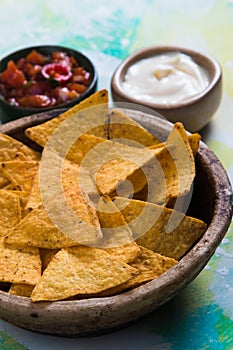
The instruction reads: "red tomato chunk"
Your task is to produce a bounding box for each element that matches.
[0,50,91,108]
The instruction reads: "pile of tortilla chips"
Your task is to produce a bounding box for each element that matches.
[0,89,207,302]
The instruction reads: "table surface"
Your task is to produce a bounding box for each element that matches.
[0,1,233,349]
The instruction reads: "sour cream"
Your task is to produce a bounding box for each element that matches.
[122,52,209,105]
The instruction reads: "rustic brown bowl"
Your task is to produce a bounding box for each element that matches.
[0,108,232,336]
[111,46,222,132]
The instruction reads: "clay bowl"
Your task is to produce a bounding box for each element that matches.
[0,108,232,336]
[111,46,222,132]
[0,45,98,123]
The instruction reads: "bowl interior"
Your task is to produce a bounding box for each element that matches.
[0,108,232,336]
[0,45,98,123]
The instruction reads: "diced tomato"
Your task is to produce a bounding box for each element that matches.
[73,67,86,75]
[21,63,42,80]
[0,60,26,88]
[17,94,51,108]
[51,51,70,66]
[66,82,87,93]
[69,56,79,67]
[25,50,46,65]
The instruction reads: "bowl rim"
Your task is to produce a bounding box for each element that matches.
[0,108,232,335]
[0,44,98,114]
[111,45,222,110]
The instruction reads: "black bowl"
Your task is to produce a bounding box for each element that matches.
[0,45,98,123]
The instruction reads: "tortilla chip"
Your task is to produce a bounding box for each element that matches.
[24,171,41,212]
[114,197,207,260]
[0,133,40,161]
[24,157,102,246]
[145,123,195,207]
[99,246,177,296]
[0,171,10,188]
[9,283,35,297]
[7,190,30,219]
[30,246,138,301]
[188,133,201,157]
[0,160,38,194]
[166,122,195,200]
[4,202,101,249]
[0,189,21,237]
[109,109,160,147]
[66,133,106,165]
[25,89,109,148]
[0,239,41,284]
[97,195,140,263]
[93,141,164,197]
[131,246,177,275]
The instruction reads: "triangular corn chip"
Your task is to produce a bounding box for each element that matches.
[188,133,201,157]
[25,89,109,147]
[30,246,138,301]
[66,133,106,165]
[91,141,164,197]
[97,195,140,263]
[0,239,41,284]
[0,160,38,194]
[109,109,160,146]
[4,201,101,249]
[99,246,177,296]
[0,133,40,161]
[0,189,21,237]
[114,197,207,260]
[9,283,35,297]
[145,122,196,207]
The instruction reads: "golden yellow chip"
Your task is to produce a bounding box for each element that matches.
[66,133,106,165]
[145,122,195,207]
[24,171,41,212]
[188,133,201,157]
[131,245,177,273]
[94,141,164,197]
[0,189,21,237]
[109,109,160,147]
[0,133,40,161]
[4,203,101,249]
[166,122,195,201]
[0,160,38,194]
[97,195,140,263]
[99,246,177,296]
[9,283,35,297]
[0,239,41,284]
[30,246,138,302]
[25,89,109,147]
[114,197,207,260]
[0,172,10,188]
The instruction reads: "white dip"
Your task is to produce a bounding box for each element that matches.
[122,52,209,105]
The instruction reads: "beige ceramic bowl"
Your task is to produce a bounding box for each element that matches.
[0,108,232,336]
[111,46,222,132]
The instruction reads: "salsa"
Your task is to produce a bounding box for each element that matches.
[0,49,91,108]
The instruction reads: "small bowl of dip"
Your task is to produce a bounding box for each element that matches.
[0,45,98,123]
[111,46,222,132]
